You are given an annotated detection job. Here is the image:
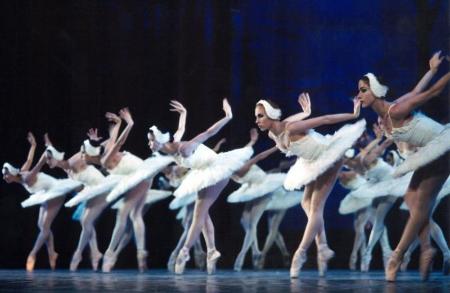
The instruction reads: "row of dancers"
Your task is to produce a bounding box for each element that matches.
[2,52,450,281]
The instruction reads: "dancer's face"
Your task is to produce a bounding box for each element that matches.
[2,170,18,183]
[254,105,272,131]
[356,80,377,108]
[147,133,162,152]
[45,151,58,169]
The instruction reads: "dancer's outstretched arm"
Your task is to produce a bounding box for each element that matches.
[283,93,311,122]
[234,129,278,178]
[102,108,134,165]
[390,55,449,118]
[411,51,444,94]
[21,132,37,172]
[170,100,187,143]
[179,98,233,157]
[286,95,361,134]
[104,112,122,149]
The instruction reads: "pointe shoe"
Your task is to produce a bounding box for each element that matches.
[252,253,262,270]
[400,253,411,272]
[385,251,403,282]
[193,250,206,270]
[290,248,307,278]
[70,252,82,272]
[317,245,335,277]
[137,250,148,273]
[349,254,357,271]
[49,252,58,271]
[26,255,36,272]
[360,252,371,272]
[442,252,450,276]
[233,255,244,272]
[383,251,392,269]
[167,253,177,272]
[206,249,221,275]
[90,252,103,271]
[175,247,190,275]
[419,247,436,281]
[102,251,117,273]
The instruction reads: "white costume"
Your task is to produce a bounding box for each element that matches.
[271,119,366,190]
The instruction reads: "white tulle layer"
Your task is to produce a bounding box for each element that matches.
[338,195,373,215]
[169,192,197,210]
[265,188,303,210]
[173,146,253,198]
[106,155,174,203]
[65,175,123,207]
[227,173,286,203]
[176,206,188,220]
[21,179,82,208]
[112,189,172,209]
[353,173,413,200]
[284,119,366,190]
[394,125,450,177]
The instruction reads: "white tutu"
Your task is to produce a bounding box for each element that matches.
[227,173,286,203]
[106,155,174,203]
[173,145,254,198]
[284,119,366,190]
[354,172,413,200]
[112,189,172,209]
[176,206,187,220]
[65,175,123,207]
[338,195,373,215]
[169,192,197,210]
[265,188,303,211]
[21,179,82,208]
[394,124,450,177]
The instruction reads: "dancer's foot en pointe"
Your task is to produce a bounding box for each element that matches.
[26,255,36,272]
[49,252,58,270]
[400,252,411,272]
[137,249,148,273]
[419,247,436,281]
[102,250,118,273]
[206,249,221,275]
[385,250,402,282]
[443,252,450,275]
[290,248,307,278]
[70,252,82,272]
[360,252,371,272]
[317,245,334,277]
[252,253,262,270]
[175,247,190,275]
[90,252,103,271]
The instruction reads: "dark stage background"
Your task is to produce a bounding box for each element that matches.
[0,0,448,270]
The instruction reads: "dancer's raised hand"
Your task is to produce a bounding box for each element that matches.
[223,98,233,119]
[105,112,121,124]
[429,51,445,71]
[169,100,187,115]
[87,128,102,141]
[119,107,133,125]
[353,98,361,118]
[298,92,311,116]
[27,132,36,147]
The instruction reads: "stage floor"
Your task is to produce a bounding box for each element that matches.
[0,269,448,292]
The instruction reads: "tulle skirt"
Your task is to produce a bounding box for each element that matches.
[394,124,450,177]
[284,120,366,190]
[227,173,285,203]
[106,155,174,203]
[21,179,82,208]
[173,146,253,198]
